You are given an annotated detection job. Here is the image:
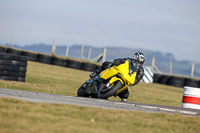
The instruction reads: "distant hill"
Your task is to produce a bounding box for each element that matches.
[2,44,200,78]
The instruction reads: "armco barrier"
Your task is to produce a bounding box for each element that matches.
[182,86,200,110]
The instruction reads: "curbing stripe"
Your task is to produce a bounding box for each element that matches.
[182,96,200,105]
[142,66,153,83]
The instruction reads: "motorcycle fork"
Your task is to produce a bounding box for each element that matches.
[96,79,106,93]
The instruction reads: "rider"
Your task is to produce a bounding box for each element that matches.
[90,52,145,101]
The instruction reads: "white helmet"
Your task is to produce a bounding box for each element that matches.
[133,52,145,66]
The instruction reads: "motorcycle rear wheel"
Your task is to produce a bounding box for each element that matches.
[97,81,122,99]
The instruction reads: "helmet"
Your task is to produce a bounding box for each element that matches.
[133,52,145,66]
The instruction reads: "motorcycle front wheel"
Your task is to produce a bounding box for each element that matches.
[97,81,122,99]
[77,81,89,97]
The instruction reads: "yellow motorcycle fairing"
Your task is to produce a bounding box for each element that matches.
[99,61,137,94]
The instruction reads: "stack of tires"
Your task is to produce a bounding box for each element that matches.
[0,53,28,82]
[184,78,199,88]
[167,76,185,88]
[153,73,200,88]
[6,47,23,55]
[81,62,98,72]
[52,56,67,67]
[0,46,7,53]
[22,50,38,61]
[0,46,100,73]
[37,54,52,64]
[66,60,99,72]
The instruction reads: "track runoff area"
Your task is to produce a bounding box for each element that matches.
[0,88,200,116]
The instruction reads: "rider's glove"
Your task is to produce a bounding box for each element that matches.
[90,72,97,78]
[89,68,101,78]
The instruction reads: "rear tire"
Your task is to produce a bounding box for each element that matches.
[97,81,122,99]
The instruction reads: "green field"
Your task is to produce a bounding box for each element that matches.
[0,61,200,133]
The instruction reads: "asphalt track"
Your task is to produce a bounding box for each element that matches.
[0,88,200,116]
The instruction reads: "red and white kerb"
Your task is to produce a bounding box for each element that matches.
[182,86,200,110]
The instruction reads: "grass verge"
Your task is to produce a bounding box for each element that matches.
[1,98,200,133]
[0,61,199,133]
[0,61,183,107]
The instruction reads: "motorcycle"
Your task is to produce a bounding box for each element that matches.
[77,60,139,99]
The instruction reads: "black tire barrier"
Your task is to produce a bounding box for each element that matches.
[167,76,185,88]
[0,53,28,82]
[6,48,23,55]
[52,57,67,67]
[158,75,170,85]
[199,81,200,88]
[66,60,82,69]
[184,78,199,88]
[1,46,100,73]
[37,54,52,64]
[22,51,38,61]
[0,65,27,73]
[153,73,200,88]
[0,76,25,82]
[0,60,27,67]
[153,73,162,83]
[0,53,28,62]
[0,71,26,78]
[0,46,7,53]
[81,62,97,72]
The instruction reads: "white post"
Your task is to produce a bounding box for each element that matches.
[151,57,155,73]
[191,62,195,77]
[51,40,56,55]
[65,46,69,57]
[170,62,172,74]
[91,53,103,62]
[154,64,162,74]
[102,48,106,62]
[10,32,14,47]
[151,57,161,74]
[87,48,92,61]
[81,44,84,60]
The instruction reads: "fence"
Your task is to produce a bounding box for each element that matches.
[151,57,198,78]
[51,41,106,63]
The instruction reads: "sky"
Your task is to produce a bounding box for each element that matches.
[0,0,200,62]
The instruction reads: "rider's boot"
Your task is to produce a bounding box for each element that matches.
[118,88,129,102]
[121,98,127,102]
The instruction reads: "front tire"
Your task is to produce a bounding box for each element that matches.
[77,81,89,97]
[97,81,122,99]
[77,86,89,97]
